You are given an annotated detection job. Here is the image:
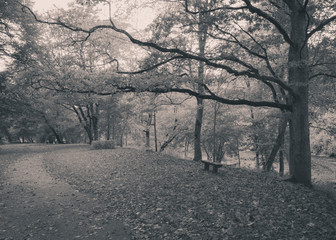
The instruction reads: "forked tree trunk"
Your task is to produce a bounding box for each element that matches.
[43,115,64,144]
[265,115,288,171]
[73,106,93,144]
[287,1,311,186]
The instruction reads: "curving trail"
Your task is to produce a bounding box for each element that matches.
[0,145,129,240]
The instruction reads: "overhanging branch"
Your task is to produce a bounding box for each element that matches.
[33,76,292,111]
[20,3,295,97]
[100,85,292,111]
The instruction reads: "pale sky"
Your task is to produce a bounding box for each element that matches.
[32,0,157,30]
[32,0,73,13]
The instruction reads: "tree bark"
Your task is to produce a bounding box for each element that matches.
[279,149,284,177]
[84,125,93,144]
[194,97,204,160]
[193,5,208,161]
[249,107,260,169]
[185,137,189,158]
[212,101,218,162]
[2,127,13,143]
[120,133,123,147]
[160,117,179,152]
[145,113,152,149]
[73,106,93,144]
[154,111,158,152]
[89,102,99,141]
[145,130,150,148]
[106,106,110,140]
[265,115,288,171]
[287,1,311,187]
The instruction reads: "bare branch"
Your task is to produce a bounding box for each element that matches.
[310,125,336,135]
[184,0,247,14]
[33,75,292,111]
[232,22,281,80]
[307,15,336,39]
[212,23,266,60]
[241,0,294,46]
[120,84,292,111]
[117,56,185,74]
[309,73,336,80]
[0,21,14,38]
[157,94,193,106]
[310,62,336,68]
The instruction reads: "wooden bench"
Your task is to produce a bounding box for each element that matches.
[201,160,223,173]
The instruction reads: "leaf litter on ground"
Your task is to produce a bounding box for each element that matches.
[40,146,336,240]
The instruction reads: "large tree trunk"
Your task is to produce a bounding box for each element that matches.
[287,1,311,187]
[84,125,93,144]
[193,6,208,161]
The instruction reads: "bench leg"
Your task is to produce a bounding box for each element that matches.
[212,165,219,173]
[204,163,210,171]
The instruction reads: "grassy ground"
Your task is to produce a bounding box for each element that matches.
[1,144,336,239]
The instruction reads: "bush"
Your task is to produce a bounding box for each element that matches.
[91,140,115,150]
[326,142,336,158]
